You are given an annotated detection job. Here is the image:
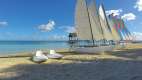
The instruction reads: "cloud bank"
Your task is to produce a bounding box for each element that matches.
[106,9,136,21]
[133,32,142,40]
[65,26,76,33]
[52,35,67,40]
[106,9,123,16]
[38,20,55,32]
[60,26,76,33]
[121,13,136,21]
[134,0,142,11]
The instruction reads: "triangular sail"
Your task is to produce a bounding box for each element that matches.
[111,18,132,41]
[75,0,93,40]
[120,19,132,40]
[99,4,113,41]
[88,0,104,40]
[108,15,122,41]
[117,19,127,40]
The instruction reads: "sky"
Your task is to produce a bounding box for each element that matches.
[0,0,141,41]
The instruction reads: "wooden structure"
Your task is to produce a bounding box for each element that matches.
[68,33,78,44]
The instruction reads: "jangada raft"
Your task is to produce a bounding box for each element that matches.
[47,50,63,59]
[32,50,48,63]
[73,0,132,53]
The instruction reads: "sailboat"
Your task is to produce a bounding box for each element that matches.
[108,14,132,42]
[74,0,115,53]
[108,14,122,42]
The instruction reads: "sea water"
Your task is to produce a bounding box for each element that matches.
[0,41,70,55]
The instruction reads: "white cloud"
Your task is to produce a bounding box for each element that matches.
[65,26,76,33]
[121,13,136,21]
[38,20,55,32]
[133,32,142,40]
[60,26,76,33]
[0,21,8,26]
[106,9,123,16]
[134,0,142,11]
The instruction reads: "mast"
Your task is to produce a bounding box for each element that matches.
[102,4,112,33]
[98,4,113,41]
[85,0,95,45]
[88,0,104,41]
[75,0,95,45]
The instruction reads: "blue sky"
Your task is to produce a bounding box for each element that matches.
[0,0,141,40]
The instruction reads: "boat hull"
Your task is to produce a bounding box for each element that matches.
[74,46,114,53]
[32,56,47,63]
[47,53,63,59]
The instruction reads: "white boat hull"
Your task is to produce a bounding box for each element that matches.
[32,56,47,63]
[47,53,63,59]
[74,46,114,53]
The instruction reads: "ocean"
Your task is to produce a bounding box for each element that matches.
[0,41,70,55]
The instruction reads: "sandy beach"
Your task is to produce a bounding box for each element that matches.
[1,43,142,80]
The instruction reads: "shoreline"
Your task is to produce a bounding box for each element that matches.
[0,43,141,57]
[0,43,142,59]
[0,48,70,58]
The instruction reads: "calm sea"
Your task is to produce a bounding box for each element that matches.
[0,41,70,55]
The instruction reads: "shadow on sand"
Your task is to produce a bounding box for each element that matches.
[108,48,142,60]
[1,59,142,80]
[1,48,142,80]
[61,48,142,62]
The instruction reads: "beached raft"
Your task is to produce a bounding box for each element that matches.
[32,56,47,63]
[32,50,48,63]
[47,50,63,59]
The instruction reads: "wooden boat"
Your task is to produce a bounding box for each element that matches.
[74,0,115,53]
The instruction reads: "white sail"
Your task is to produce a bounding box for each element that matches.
[99,4,113,41]
[74,0,115,53]
[75,0,93,40]
[88,0,104,40]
